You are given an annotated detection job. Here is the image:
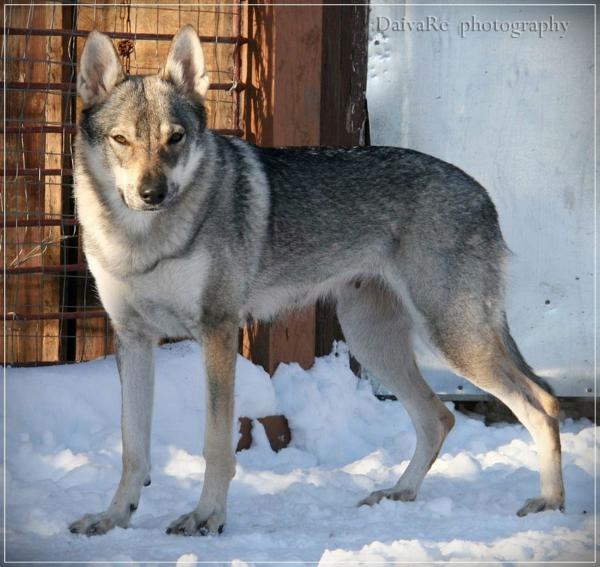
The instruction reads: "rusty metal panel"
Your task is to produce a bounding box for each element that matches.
[366,3,595,397]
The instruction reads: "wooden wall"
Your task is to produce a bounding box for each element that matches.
[3,2,244,365]
[4,4,65,364]
[3,1,369,370]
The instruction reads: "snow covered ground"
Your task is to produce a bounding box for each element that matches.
[4,341,597,564]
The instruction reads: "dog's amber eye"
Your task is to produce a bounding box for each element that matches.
[168,132,184,145]
[112,134,129,145]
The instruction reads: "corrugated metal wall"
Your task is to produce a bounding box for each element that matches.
[366,3,595,397]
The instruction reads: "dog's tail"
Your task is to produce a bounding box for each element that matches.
[501,312,554,395]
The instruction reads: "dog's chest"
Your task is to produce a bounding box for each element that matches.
[89,250,210,338]
[131,257,209,336]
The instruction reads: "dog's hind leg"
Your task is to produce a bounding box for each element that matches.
[427,310,565,516]
[69,331,155,535]
[396,243,565,516]
[382,179,565,516]
[336,279,455,507]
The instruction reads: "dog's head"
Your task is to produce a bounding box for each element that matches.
[77,26,210,211]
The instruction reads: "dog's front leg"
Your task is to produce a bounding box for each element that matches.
[166,322,237,536]
[70,332,154,536]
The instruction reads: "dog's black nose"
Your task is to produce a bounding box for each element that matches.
[139,181,167,205]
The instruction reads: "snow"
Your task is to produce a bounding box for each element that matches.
[4,340,597,563]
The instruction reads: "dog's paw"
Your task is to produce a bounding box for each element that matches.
[357,487,417,507]
[517,497,565,517]
[165,509,225,536]
[69,510,129,536]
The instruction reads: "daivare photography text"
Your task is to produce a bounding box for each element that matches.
[374,14,569,39]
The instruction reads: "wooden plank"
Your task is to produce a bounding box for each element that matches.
[320,2,369,147]
[316,2,369,360]
[242,2,322,374]
[242,2,274,145]
[42,5,65,362]
[236,415,290,452]
[3,4,52,364]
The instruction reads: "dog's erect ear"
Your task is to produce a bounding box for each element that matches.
[78,30,125,108]
[162,25,210,100]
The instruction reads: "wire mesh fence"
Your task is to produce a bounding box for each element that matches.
[2,1,247,365]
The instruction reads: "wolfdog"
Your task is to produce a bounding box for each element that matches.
[69,26,564,536]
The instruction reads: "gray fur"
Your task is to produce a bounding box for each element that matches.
[69,26,565,537]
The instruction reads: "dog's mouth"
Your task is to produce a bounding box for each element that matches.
[133,200,175,212]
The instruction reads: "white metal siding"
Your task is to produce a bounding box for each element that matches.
[366,3,595,397]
